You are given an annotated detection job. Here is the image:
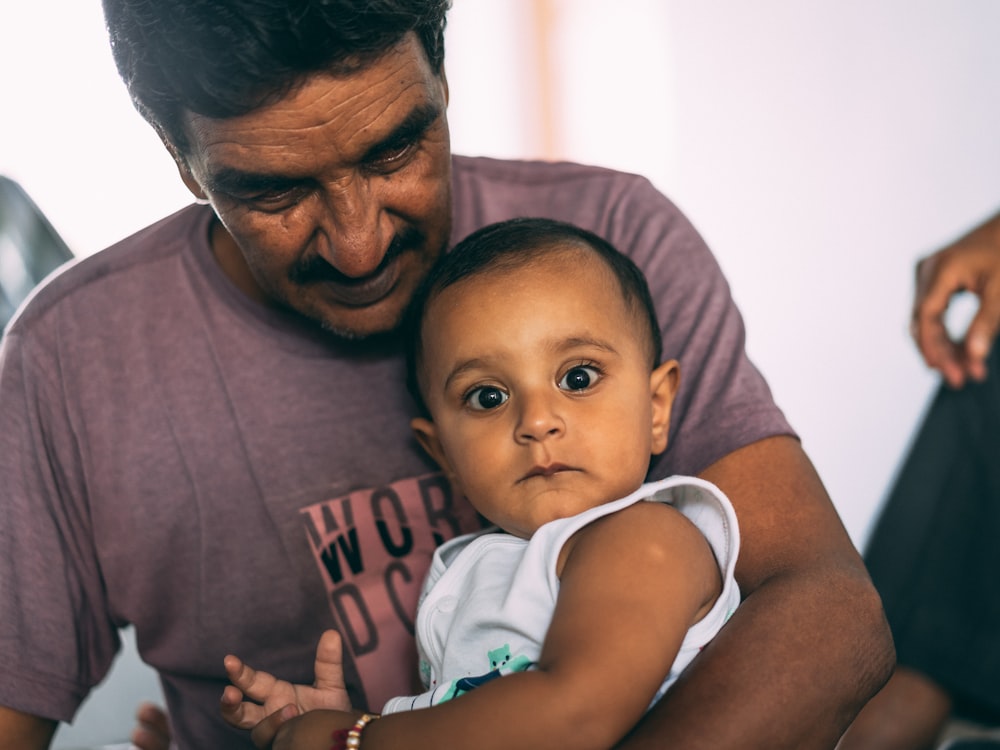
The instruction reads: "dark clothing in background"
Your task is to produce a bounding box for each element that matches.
[865,346,1000,722]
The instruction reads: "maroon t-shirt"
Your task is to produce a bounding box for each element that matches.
[0,156,792,748]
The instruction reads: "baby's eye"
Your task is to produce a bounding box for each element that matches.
[558,365,600,391]
[465,386,509,410]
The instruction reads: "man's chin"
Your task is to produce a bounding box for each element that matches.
[313,303,409,342]
[279,266,428,341]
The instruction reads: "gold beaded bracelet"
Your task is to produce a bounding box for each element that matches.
[347,713,379,748]
[331,713,380,750]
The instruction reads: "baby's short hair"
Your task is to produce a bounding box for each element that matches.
[405,217,663,415]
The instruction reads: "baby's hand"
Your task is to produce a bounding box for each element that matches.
[220,630,353,733]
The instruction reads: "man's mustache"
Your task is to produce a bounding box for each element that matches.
[288,228,425,285]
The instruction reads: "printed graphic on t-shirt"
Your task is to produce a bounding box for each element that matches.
[434,644,533,704]
[299,472,485,709]
[384,642,535,712]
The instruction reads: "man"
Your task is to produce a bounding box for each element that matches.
[838,212,1000,750]
[0,2,892,748]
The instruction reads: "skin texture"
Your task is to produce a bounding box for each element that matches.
[222,246,724,750]
[0,34,453,750]
[256,499,720,750]
[174,34,453,340]
[621,434,892,749]
[836,667,953,750]
[410,248,677,539]
[221,630,354,733]
[912,210,1000,388]
[2,30,896,750]
[130,702,173,750]
[0,708,54,750]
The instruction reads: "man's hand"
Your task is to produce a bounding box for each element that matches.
[912,211,1000,387]
[129,702,171,750]
[221,629,353,746]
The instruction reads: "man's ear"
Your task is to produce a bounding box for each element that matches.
[159,132,209,203]
[649,359,680,456]
[411,417,458,483]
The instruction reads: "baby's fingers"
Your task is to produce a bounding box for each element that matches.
[220,684,268,730]
[224,654,284,704]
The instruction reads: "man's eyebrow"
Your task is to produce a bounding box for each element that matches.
[203,102,442,194]
[203,169,303,196]
[361,101,441,162]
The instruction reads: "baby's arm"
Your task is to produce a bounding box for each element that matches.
[220,629,353,732]
[279,501,722,750]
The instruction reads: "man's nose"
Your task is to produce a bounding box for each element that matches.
[515,389,566,444]
[316,177,389,278]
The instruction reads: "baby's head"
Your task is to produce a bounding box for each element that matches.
[406,218,679,538]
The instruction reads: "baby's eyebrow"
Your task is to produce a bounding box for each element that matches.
[443,358,490,392]
[440,336,621,391]
[555,336,620,355]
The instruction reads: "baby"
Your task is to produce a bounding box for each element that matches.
[221,217,740,750]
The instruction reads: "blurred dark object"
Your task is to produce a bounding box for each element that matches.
[0,175,75,329]
[865,343,1000,724]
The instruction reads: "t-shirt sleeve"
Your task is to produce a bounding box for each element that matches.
[643,477,742,703]
[602,175,795,477]
[449,157,794,476]
[0,322,120,721]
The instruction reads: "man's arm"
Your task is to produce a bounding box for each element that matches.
[620,435,894,749]
[0,706,57,750]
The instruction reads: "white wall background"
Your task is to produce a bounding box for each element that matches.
[3,1,999,746]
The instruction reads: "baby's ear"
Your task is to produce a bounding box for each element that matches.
[649,360,680,455]
[411,417,455,477]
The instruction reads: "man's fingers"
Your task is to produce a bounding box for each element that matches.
[912,298,966,386]
[912,215,1000,385]
[913,253,977,386]
[915,317,966,387]
[961,289,999,382]
[135,702,170,735]
[912,257,952,356]
[130,726,171,750]
[914,263,1000,386]
[130,702,171,750]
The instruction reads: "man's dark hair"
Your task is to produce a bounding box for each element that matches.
[405,217,664,416]
[103,0,451,153]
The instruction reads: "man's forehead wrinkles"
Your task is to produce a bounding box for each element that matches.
[328,89,422,148]
[312,81,395,129]
[196,102,432,181]
[198,135,314,175]
[354,80,430,134]
[303,46,433,130]
[202,81,433,154]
